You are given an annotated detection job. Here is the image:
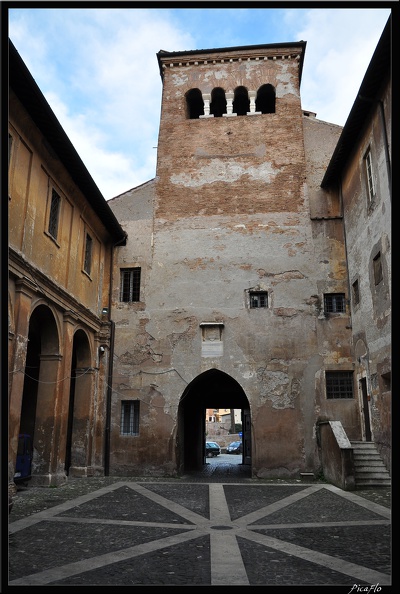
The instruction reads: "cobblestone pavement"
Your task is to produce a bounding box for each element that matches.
[7,460,392,588]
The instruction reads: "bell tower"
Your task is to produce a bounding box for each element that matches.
[156,41,307,220]
[108,39,354,478]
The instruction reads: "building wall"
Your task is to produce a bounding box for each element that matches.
[8,88,116,485]
[340,76,391,470]
[108,45,358,478]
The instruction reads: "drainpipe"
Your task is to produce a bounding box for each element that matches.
[104,319,115,476]
[104,233,127,476]
[338,179,352,330]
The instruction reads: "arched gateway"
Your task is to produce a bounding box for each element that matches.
[177,369,251,473]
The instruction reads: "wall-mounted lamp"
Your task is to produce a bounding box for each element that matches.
[99,346,106,355]
[102,307,109,316]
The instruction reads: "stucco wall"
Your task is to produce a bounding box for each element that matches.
[339,77,391,470]
[8,87,116,485]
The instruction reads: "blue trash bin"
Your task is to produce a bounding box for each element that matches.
[14,433,33,485]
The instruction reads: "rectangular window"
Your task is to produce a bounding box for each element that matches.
[48,188,61,239]
[120,400,140,435]
[364,148,375,204]
[326,371,354,399]
[373,252,383,285]
[352,280,360,306]
[250,291,268,308]
[120,267,141,302]
[84,233,93,275]
[324,293,345,313]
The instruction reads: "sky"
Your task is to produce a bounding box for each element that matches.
[8,5,392,201]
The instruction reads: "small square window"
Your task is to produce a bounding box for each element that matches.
[326,371,354,399]
[250,291,268,308]
[352,280,360,306]
[120,268,141,302]
[84,233,93,275]
[48,188,61,239]
[373,253,383,285]
[324,293,345,314]
[120,400,140,435]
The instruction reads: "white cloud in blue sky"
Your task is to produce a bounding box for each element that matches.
[8,7,391,200]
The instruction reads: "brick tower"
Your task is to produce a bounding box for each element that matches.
[109,41,353,478]
[155,42,307,219]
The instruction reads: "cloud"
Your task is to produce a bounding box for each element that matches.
[9,7,390,199]
[9,8,196,199]
[292,8,390,125]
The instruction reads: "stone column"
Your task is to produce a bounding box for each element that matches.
[69,367,95,476]
[33,353,63,485]
[247,91,261,115]
[199,93,213,118]
[8,278,35,483]
[50,312,76,484]
[223,92,236,117]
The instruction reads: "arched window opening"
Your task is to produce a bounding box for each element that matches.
[186,88,204,119]
[210,87,227,118]
[256,84,276,114]
[233,86,250,116]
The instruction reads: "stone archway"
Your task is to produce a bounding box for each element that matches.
[18,304,60,482]
[65,329,92,476]
[177,369,251,473]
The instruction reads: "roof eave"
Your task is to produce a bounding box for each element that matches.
[321,16,391,189]
[9,39,127,245]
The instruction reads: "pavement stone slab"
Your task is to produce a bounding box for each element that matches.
[7,476,391,587]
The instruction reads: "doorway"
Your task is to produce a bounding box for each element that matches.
[177,369,251,474]
[360,377,372,442]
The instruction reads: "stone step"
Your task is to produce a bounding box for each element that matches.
[355,468,390,477]
[354,454,386,459]
[354,457,387,464]
[353,456,386,468]
[354,464,388,471]
[351,442,380,450]
[350,441,391,488]
[355,479,391,487]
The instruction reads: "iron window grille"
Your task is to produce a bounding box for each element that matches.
[326,371,354,399]
[120,400,140,435]
[250,291,268,308]
[120,268,141,302]
[83,233,93,275]
[324,293,345,313]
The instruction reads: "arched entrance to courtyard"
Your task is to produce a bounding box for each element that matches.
[177,369,251,473]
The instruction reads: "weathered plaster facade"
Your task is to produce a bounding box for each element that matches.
[9,21,390,487]
[8,42,126,486]
[108,42,360,478]
[321,24,391,472]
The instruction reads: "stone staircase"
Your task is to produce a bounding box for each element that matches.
[351,441,391,488]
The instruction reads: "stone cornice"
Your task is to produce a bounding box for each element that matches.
[160,50,302,71]
[9,248,104,331]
